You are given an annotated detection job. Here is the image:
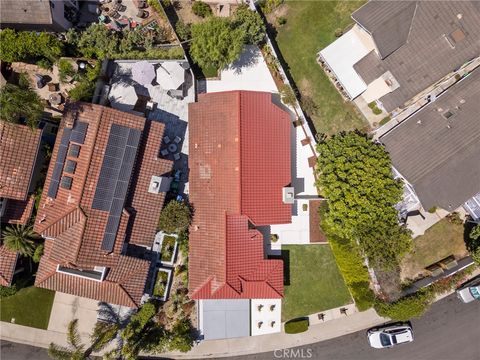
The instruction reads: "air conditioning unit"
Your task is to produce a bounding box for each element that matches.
[282,187,295,204]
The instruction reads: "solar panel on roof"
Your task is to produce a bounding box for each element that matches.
[92,123,142,252]
[47,128,71,198]
[60,176,73,190]
[68,144,80,158]
[70,121,88,144]
[64,160,77,174]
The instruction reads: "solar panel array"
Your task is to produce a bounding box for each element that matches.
[70,121,88,144]
[47,128,71,198]
[92,124,142,252]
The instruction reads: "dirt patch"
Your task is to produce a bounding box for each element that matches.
[309,200,328,243]
[266,3,289,24]
[299,77,314,98]
[375,266,403,302]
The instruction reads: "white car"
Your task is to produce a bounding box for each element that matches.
[367,324,414,349]
[456,281,480,303]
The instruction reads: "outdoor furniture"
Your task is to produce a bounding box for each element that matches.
[34,74,47,89]
[49,93,62,105]
[48,83,58,92]
[137,9,149,18]
[114,3,127,12]
[163,135,171,144]
[168,143,178,153]
[132,60,155,86]
[173,153,180,161]
[173,136,181,144]
[160,149,169,157]
[137,0,147,9]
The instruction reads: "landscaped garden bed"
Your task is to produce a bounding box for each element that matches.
[284,318,309,334]
[160,234,178,265]
[153,268,172,301]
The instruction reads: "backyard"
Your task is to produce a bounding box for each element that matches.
[0,286,55,329]
[400,218,469,281]
[161,235,177,263]
[265,1,368,134]
[281,245,352,321]
[153,269,169,298]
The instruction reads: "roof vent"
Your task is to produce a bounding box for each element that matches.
[148,175,172,194]
[282,187,295,204]
[442,110,454,119]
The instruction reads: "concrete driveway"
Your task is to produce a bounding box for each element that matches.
[47,292,99,342]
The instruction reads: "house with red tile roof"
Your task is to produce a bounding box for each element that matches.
[34,103,173,307]
[188,91,292,339]
[0,122,42,286]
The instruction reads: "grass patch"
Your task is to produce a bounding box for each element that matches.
[161,235,177,262]
[284,318,309,334]
[379,116,391,126]
[400,218,469,281]
[268,1,368,134]
[281,245,351,321]
[153,270,169,297]
[0,287,55,329]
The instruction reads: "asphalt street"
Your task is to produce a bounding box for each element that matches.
[2,294,479,360]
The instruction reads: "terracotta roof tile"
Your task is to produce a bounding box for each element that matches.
[1,195,35,225]
[0,122,41,200]
[188,91,290,300]
[34,103,171,307]
[0,245,18,287]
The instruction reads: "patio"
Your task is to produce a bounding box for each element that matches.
[105,59,194,189]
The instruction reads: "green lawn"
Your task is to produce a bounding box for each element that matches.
[1,287,55,329]
[400,218,469,281]
[282,245,351,321]
[268,1,368,134]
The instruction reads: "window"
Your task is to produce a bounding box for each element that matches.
[57,265,107,282]
[68,144,80,158]
[60,176,73,189]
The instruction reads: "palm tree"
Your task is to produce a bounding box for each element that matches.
[0,83,44,128]
[48,319,87,360]
[2,224,38,257]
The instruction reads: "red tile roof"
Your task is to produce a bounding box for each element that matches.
[188,91,291,300]
[0,122,42,200]
[34,103,172,307]
[0,245,18,287]
[1,195,36,225]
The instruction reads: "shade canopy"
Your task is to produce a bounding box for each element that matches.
[132,60,156,86]
[108,81,138,112]
[156,62,185,90]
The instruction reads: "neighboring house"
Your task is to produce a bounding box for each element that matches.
[0,0,79,32]
[319,1,480,113]
[34,103,173,308]
[0,122,42,287]
[188,91,292,340]
[380,69,480,219]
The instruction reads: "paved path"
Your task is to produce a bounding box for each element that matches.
[222,294,480,360]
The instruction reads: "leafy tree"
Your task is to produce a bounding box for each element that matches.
[158,201,192,234]
[190,17,245,70]
[32,243,44,263]
[316,131,412,268]
[0,29,63,63]
[470,224,480,241]
[73,24,119,59]
[176,21,191,41]
[233,5,266,45]
[192,1,212,18]
[1,224,38,257]
[58,59,75,83]
[374,290,433,321]
[0,84,44,128]
[468,224,480,265]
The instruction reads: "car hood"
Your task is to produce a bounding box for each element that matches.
[368,333,384,349]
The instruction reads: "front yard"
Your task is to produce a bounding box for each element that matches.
[265,1,368,134]
[0,287,55,329]
[400,218,469,281]
[281,245,351,321]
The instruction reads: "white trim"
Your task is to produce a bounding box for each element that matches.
[56,264,107,282]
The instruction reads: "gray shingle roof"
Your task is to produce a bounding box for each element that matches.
[353,1,480,112]
[0,0,52,26]
[380,70,480,211]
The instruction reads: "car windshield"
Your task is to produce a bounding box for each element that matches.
[380,333,392,347]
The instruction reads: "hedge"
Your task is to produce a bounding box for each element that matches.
[284,318,309,334]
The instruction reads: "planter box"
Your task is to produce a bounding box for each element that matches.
[152,267,173,301]
[159,234,178,266]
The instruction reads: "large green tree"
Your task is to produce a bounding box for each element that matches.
[158,201,192,234]
[0,84,44,128]
[1,224,39,257]
[316,131,412,268]
[233,5,266,45]
[190,17,245,70]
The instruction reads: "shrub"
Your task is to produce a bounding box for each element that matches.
[446,212,463,225]
[284,318,309,334]
[302,203,308,211]
[427,206,437,214]
[176,21,191,41]
[270,234,279,243]
[374,290,433,321]
[379,116,391,126]
[261,0,284,14]
[233,5,266,45]
[301,96,319,116]
[158,201,192,234]
[0,84,44,128]
[192,1,212,18]
[334,28,343,37]
[277,16,287,26]
[33,243,45,263]
[36,58,53,70]
[0,285,17,298]
[58,59,75,83]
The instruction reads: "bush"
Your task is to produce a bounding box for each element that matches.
[192,1,212,18]
[284,318,309,334]
[446,212,463,225]
[427,206,437,214]
[0,84,44,128]
[334,28,343,37]
[277,16,287,26]
[176,21,191,41]
[68,61,100,101]
[0,285,17,298]
[374,290,433,321]
[158,201,192,234]
[379,116,391,126]
[58,59,75,83]
[261,0,284,14]
[233,5,266,45]
[36,58,53,70]
[33,243,44,263]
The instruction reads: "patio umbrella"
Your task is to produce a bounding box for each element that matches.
[132,60,156,86]
[156,62,185,90]
[108,81,138,112]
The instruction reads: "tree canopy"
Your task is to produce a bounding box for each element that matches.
[0,83,44,128]
[190,17,245,70]
[233,5,266,45]
[158,201,192,234]
[316,131,412,268]
[1,224,39,257]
